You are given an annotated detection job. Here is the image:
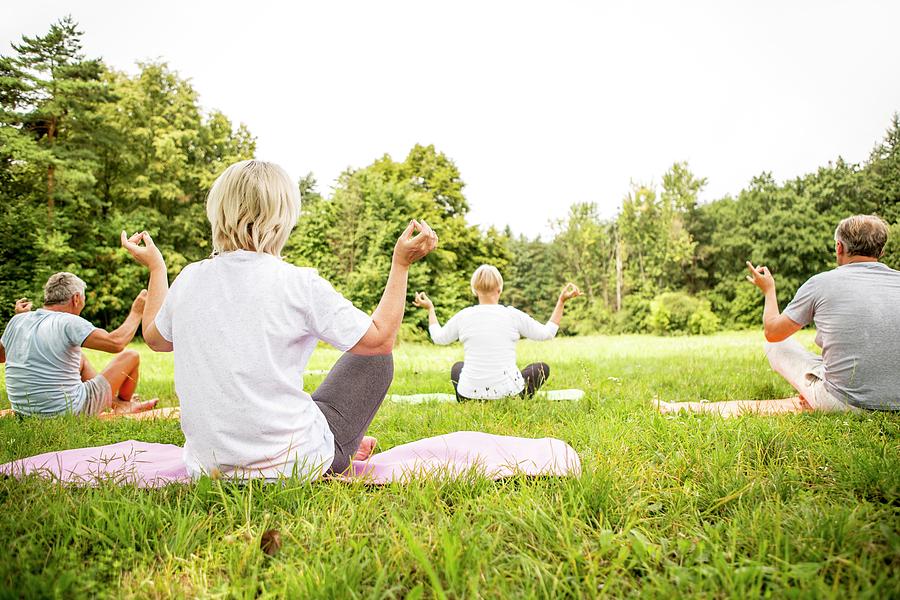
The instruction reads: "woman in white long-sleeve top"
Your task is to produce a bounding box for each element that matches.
[413,264,580,400]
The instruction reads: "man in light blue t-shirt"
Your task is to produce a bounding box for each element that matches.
[0,272,157,417]
[661,214,899,416]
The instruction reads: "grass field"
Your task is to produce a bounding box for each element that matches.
[1,331,898,598]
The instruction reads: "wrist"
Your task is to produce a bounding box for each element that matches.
[391,257,411,271]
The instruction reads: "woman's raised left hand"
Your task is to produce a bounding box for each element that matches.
[413,291,434,310]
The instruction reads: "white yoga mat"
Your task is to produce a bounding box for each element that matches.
[388,389,585,404]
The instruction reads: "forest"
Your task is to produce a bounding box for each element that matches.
[2,17,898,336]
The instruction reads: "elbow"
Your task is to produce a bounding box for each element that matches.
[379,334,397,354]
[107,340,128,353]
[763,328,787,343]
[146,339,167,352]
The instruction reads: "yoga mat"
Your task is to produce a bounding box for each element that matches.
[0,431,580,486]
[388,389,586,404]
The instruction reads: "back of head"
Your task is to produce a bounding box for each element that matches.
[471,264,504,296]
[206,160,300,256]
[43,272,86,306]
[834,214,889,259]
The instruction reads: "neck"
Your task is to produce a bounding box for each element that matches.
[477,296,500,305]
[43,304,76,315]
[841,255,879,265]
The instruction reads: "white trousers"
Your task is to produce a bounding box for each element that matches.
[764,339,858,412]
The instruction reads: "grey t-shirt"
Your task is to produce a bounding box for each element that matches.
[783,262,900,411]
[1,309,96,415]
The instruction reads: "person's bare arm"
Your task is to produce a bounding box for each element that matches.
[745,261,803,342]
[121,231,173,352]
[82,290,147,353]
[548,283,581,325]
[350,220,438,355]
[0,342,5,363]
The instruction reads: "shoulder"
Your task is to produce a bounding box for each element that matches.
[504,305,530,320]
[59,311,94,328]
[796,270,834,291]
[1,312,29,335]
[44,311,94,336]
[170,260,205,284]
[5,312,29,326]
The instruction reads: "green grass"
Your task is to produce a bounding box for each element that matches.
[1,331,898,598]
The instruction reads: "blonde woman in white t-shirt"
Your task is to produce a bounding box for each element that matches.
[414,265,580,400]
[120,160,437,480]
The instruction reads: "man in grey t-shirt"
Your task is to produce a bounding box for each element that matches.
[660,214,899,416]
[1,272,157,417]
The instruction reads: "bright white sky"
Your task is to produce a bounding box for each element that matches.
[5,1,900,237]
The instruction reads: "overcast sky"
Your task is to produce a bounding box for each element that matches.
[5,1,900,237]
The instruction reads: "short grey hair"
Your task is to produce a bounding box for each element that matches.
[834,215,889,258]
[43,272,86,305]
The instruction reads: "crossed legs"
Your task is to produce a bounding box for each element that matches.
[80,350,156,414]
[313,353,394,474]
[658,338,854,417]
[450,361,550,401]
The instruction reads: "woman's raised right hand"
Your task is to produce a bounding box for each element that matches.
[393,220,438,267]
[559,282,581,302]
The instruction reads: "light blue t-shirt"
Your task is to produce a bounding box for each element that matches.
[1,309,96,415]
[783,262,900,411]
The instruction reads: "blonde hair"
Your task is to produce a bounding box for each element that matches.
[834,214,889,258]
[43,272,86,305]
[206,160,300,256]
[470,264,503,296]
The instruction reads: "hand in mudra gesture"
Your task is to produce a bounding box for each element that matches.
[413,291,434,310]
[393,220,438,267]
[745,261,775,294]
[121,230,165,271]
[14,298,33,314]
[559,283,581,302]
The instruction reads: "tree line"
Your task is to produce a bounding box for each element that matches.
[2,18,898,336]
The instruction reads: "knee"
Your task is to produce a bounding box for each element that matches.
[374,352,394,380]
[763,340,781,365]
[121,349,140,366]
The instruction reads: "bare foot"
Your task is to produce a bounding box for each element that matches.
[111,398,159,414]
[656,399,678,414]
[353,436,377,461]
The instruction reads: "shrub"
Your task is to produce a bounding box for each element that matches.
[649,291,720,335]
[561,300,612,336]
[612,295,652,334]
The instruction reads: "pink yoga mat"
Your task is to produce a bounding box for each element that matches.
[0,431,581,487]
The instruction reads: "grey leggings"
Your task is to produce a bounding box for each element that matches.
[312,353,394,474]
[450,361,550,401]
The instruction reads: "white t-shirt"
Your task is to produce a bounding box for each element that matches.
[428,304,558,399]
[155,250,372,480]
